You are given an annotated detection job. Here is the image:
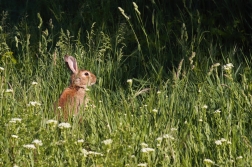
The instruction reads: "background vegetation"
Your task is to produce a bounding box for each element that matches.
[0,0,252,166]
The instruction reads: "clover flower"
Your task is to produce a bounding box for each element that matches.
[0,67,4,71]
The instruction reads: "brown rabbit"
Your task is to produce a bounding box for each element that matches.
[55,55,96,120]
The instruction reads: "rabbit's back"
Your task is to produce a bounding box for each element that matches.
[57,87,86,120]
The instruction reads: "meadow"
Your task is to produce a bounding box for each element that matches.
[1,1,252,167]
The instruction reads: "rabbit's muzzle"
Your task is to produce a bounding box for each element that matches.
[73,70,96,88]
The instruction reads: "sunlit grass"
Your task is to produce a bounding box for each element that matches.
[1,2,252,167]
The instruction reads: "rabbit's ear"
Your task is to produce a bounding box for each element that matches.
[64,55,78,74]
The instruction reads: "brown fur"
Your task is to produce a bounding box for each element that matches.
[55,56,96,121]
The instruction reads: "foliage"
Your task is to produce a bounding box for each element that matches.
[1,1,252,167]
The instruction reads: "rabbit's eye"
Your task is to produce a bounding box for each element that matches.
[84,72,89,76]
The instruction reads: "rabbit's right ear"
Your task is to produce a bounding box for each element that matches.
[64,55,78,74]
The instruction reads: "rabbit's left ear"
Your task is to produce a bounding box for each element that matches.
[64,55,79,74]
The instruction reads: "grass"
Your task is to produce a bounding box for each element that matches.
[1,2,252,167]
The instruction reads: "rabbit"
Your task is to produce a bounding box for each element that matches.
[55,55,96,120]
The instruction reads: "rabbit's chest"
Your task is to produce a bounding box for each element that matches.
[73,88,86,105]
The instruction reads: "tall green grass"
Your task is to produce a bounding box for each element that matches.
[1,2,252,167]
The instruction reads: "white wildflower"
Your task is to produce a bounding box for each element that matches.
[223,63,234,71]
[236,156,243,160]
[140,142,148,147]
[82,149,89,157]
[162,134,175,140]
[215,140,222,145]
[9,118,22,123]
[88,151,104,156]
[127,79,132,83]
[23,144,36,150]
[202,105,208,109]
[137,163,147,167]
[102,139,113,145]
[156,137,163,142]
[31,81,38,85]
[220,138,227,142]
[56,140,66,145]
[28,101,41,106]
[199,119,203,122]
[203,159,215,164]
[214,109,221,113]
[58,122,71,129]
[171,128,178,131]
[11,135,19,139]
[32,139,43,146]
[152,109,158,113]
[77,139,84,143]
[0,67,4,71]
[13,164,18,167]
[46,119,58,125]
[157,90,161,94]
[5,89,13,93]
[141,147,155,153]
